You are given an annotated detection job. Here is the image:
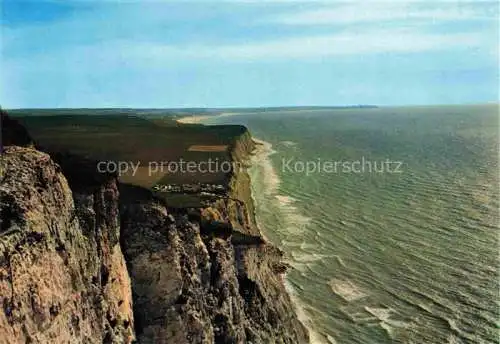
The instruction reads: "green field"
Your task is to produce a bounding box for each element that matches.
[9,109,249,207]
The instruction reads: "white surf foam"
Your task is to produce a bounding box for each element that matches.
[364,306,410,340]
[326,334,338,344]
[249,137,324,344]
[289,251,331,273]
[250,138,311,234]
[365,307,393,322]
[284,280,329,344]
[279,140,298,147]
[333,255,347,268]
[275,194,296,206]
[329,279,368,302]
[250,138,280,195]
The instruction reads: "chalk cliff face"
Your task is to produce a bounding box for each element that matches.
[0,114,309,344]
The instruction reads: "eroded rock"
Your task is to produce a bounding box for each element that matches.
[0,146,134,343]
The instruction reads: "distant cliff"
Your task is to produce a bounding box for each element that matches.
[120,128,309,343]
[0,112,309,343]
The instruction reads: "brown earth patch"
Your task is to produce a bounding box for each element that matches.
[187,145,228,152]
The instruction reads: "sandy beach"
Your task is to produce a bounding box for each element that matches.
[176,112,238,124]
[175,115,212,124]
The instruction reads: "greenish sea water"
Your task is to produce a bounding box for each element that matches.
[206,105,499,344]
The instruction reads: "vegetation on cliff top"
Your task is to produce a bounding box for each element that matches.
[10,110,251,208]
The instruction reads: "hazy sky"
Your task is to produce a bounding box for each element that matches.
[2,1,498,108]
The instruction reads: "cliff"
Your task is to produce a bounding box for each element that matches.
[0,113,309,343]
[0,146,134,343]
[120,129,309,343]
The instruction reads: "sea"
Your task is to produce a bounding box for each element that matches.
[204,104,499,344]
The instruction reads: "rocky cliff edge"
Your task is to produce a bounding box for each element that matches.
[0,112,309,344]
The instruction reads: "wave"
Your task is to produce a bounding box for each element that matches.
[205,107,500,344]
[248,137,326,344]
[329,278,368,302]
[275,194,296,206]
[250,138,497,344]
[279,140,298,148]
[284,280,329,344]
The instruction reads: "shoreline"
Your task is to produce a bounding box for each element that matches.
[176,111,238,124]
[247,137,325,344]
[246,138,273,243]
[4,110,312,343]
[191,113,319,343]
[175,115,212,124]
[195,113,316,344]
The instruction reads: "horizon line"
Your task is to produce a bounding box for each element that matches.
[3,102,498,111]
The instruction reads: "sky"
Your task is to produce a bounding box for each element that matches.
[1,0,498,108]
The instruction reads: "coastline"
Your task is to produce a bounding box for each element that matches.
[4,110,312,343]
[246,137,326,344]
[175,114,212,124]
[176,111,238,125]
[193,114,317,343]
